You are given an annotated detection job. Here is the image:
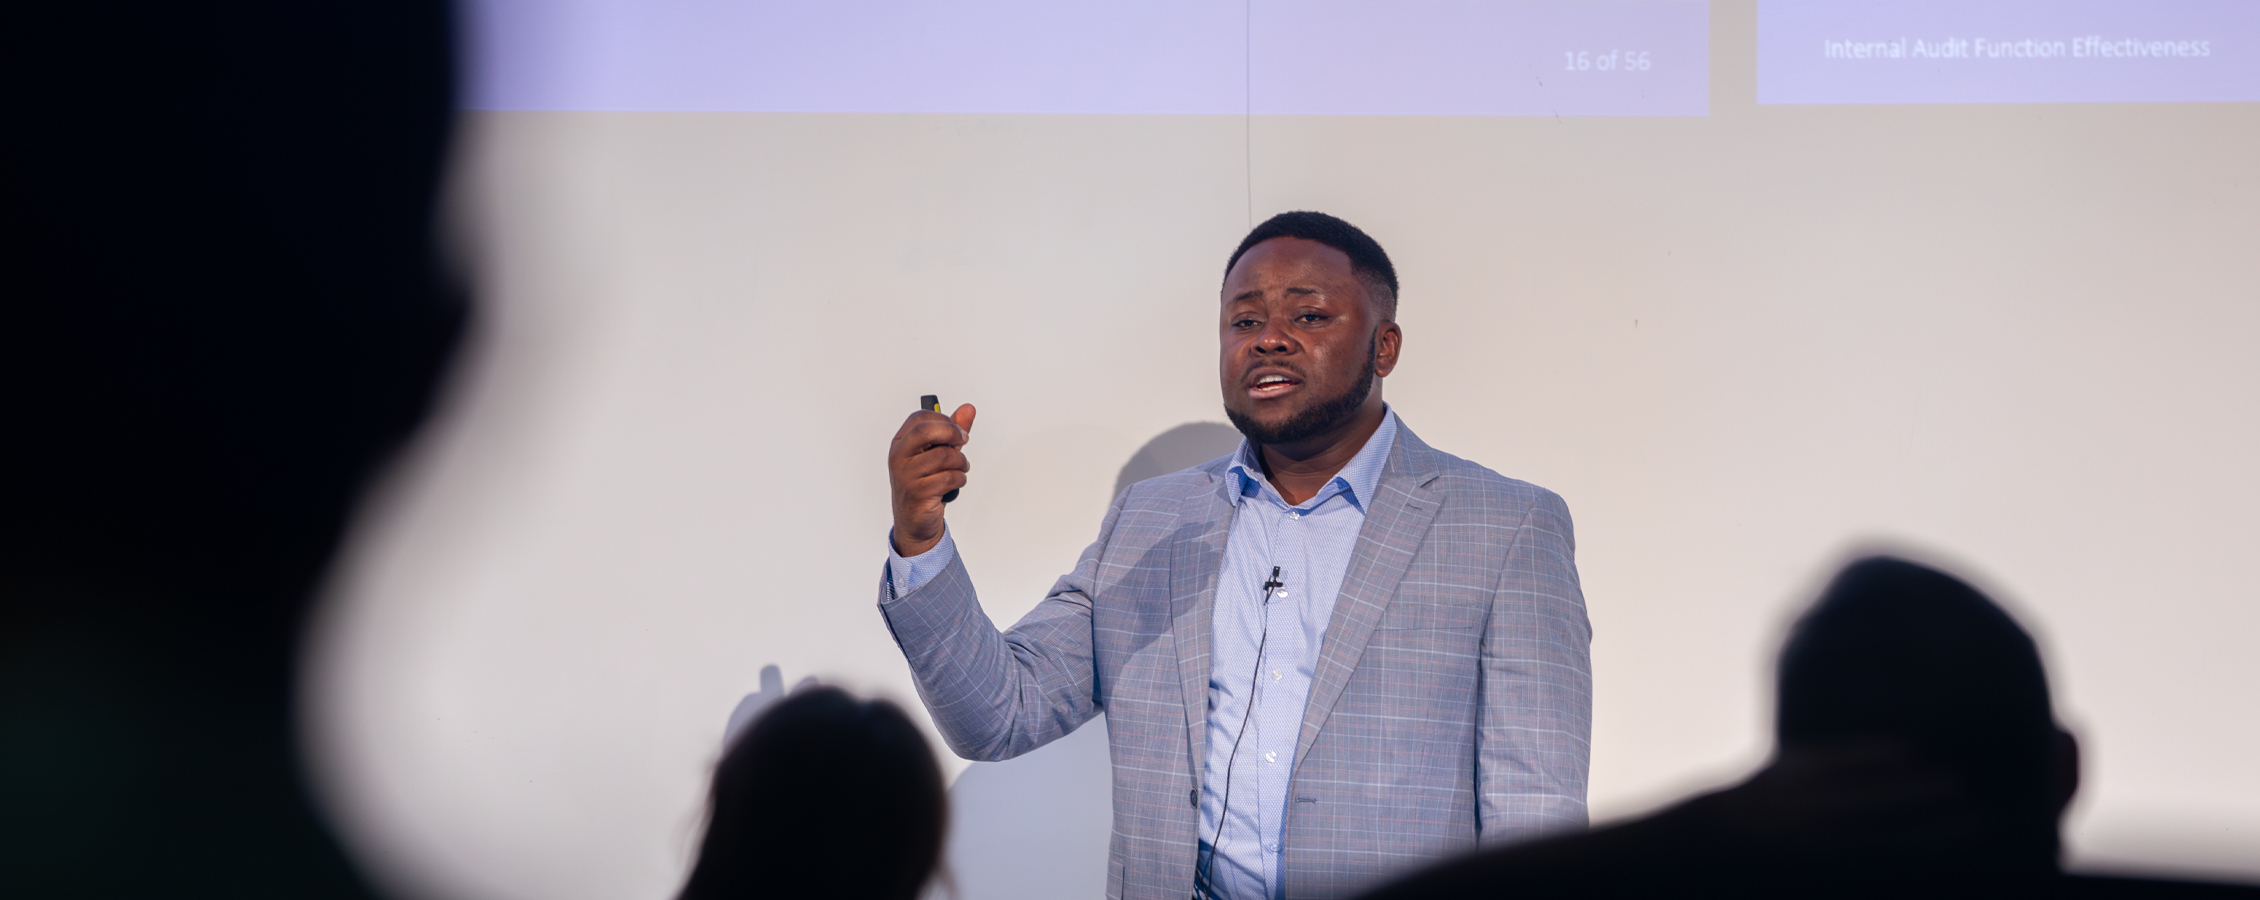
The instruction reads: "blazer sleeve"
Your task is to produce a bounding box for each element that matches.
[876,491,1128,762]
[1474,488,1594,843]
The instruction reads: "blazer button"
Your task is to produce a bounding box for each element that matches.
[1189,789,1199,807]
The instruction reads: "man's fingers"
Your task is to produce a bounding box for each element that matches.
[896,413,967,454]
[916,470,968,497]
[888,403,972,557]
[888,404,973,524]
[903,445,970,479]
[890,405,973,458]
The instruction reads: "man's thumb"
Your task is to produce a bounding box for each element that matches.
[953,403,977,436]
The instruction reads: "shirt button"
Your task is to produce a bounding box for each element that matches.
[1272,669,1282,681]
[1265,751,1277,763]
[1269,842,1283,853]
[1288,511,1302,520]
[1276,589,1289,598]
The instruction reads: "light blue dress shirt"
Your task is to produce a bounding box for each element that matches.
[888,409,1399,900]
[1194,409,1394,900]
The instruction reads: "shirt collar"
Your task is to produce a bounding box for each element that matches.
[1224,406,1398,513]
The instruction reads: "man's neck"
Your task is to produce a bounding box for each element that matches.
[1255,402,1387,506]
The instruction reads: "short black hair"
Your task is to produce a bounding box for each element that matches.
[1224,211,1399,321]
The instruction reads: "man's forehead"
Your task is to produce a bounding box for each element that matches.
[1223,237,1357,293]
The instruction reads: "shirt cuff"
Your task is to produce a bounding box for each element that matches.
[886,528,958,598]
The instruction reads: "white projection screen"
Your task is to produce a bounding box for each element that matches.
[305,2,2260,899]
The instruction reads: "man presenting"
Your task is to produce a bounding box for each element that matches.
[881,212,1591,900]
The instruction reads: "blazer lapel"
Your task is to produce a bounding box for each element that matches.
[1170,474,1235,779]
[1293,429,1444,767]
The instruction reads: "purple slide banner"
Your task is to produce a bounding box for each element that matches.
[1252,0,1708,116]
[1759,0,2260,105]
[468,0,1709,116]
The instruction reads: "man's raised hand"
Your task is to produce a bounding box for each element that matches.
[888,403,975,558]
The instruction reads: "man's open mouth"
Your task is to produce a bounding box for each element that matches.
[1248,373,1301,398]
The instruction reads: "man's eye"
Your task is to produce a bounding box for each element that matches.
[1233,318,1260,328]
[1298,314,1327,324]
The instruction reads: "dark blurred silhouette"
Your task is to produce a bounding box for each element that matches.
[680,687,948,900]
[2,0,461,896]
[1359,556,2258,900]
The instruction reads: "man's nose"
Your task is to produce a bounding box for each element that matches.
[1251,321,1294,354]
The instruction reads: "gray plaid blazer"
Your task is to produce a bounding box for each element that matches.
[879,419,1591,899]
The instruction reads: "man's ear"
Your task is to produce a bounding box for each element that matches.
[1373,322,1402,378]
[2051,728,2081,820]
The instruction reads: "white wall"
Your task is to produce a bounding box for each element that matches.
[306,8,2260,898]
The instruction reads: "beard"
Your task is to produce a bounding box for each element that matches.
[1225,332,1378,447]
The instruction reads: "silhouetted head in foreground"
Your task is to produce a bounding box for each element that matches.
[1358,555,2252,898]
[1774,556,2075,869]
[680,687,947,900]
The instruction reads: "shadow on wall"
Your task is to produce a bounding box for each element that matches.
[937,422,1243,900]
[725,665,816,747]
[1113,422,1244,500]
